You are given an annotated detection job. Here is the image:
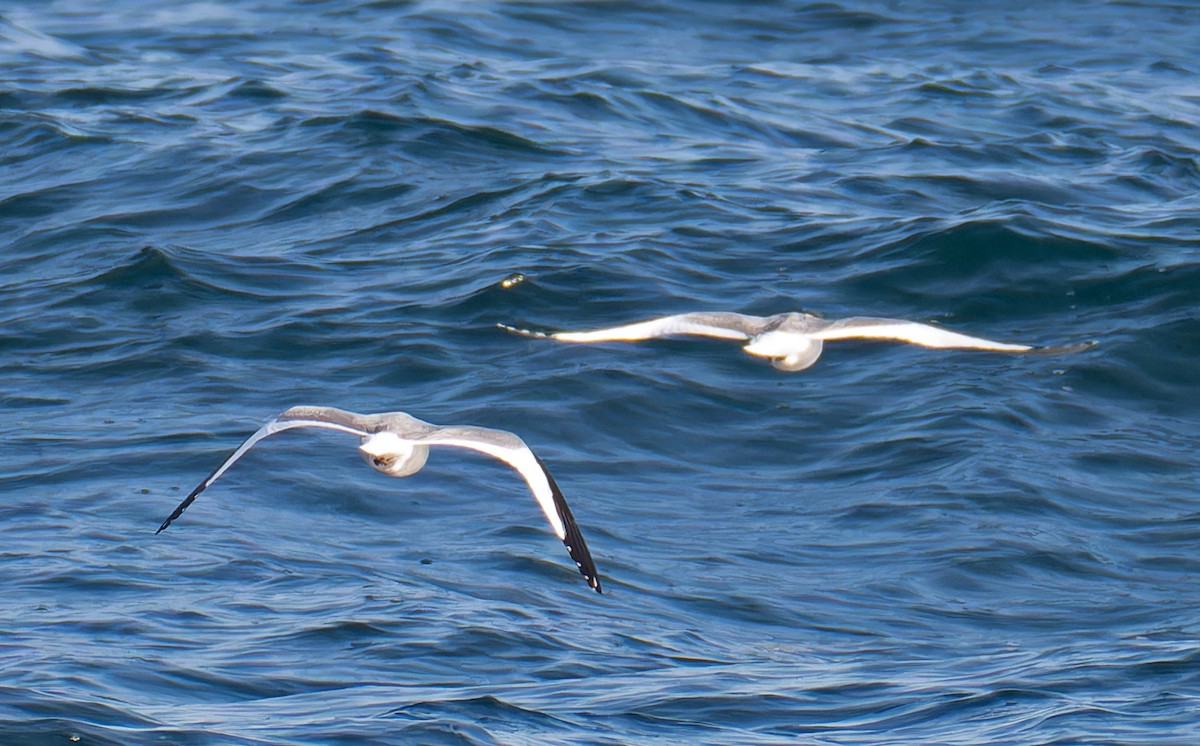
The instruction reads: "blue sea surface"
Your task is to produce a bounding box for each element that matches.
[2,1,1199,743]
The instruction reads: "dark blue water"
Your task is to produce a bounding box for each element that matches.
[3,2,1199,743]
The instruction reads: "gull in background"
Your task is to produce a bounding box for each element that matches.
[157,406,602,593]
[499,311,1095,371]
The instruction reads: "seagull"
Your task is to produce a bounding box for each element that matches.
[499,311,1095,371]
[157,406,602,593]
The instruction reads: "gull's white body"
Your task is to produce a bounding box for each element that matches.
[500,311,1093,371]
[157,406,602,593]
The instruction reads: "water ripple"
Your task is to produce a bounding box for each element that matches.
[3,1,1200,744]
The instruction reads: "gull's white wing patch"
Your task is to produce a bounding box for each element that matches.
[499,312,767,344]
[811,317,1034,352]
[156,407,373,534]
[415,426,602,593]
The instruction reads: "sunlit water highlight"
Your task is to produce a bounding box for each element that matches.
[2,2,1199,744]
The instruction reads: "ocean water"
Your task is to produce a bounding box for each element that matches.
[2,1,1199,743]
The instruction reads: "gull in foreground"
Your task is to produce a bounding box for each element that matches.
[157,406,602,593]
[499,311,1095,371]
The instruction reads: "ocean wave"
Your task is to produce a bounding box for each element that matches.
[3,2,1200,744]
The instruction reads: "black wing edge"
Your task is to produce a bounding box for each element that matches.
[496,322,555,339]
[154,452,230,534]
[152,408,348,535]
[533,453,602,594]
[1029,340,1099,355]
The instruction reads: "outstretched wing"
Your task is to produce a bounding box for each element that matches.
[413,425,603,593]
[156,407,374,534]
[498,312,769,344]
[810,317,1036,352]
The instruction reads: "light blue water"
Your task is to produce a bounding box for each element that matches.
[2,2,1199,744]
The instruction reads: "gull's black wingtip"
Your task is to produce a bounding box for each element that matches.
[155,487,203,535]
[497,322,553,340]
[582,567,603,594]
[531,452,603,595]
[563,534,603,595]
[1031,340,1099,355]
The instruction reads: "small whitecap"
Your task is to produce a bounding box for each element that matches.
[500,272,526,289]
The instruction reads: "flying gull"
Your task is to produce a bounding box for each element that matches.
[157,406,602,593]
[499,311,1094,371]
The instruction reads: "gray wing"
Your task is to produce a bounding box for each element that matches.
[808,317,1036,352]
[412,425,603,593]
[156,406,375,533]
[498,312,769,344]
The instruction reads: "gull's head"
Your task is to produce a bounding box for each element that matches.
[744,333,824,371]
[769,347,823,371]
[359,431,428,477]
